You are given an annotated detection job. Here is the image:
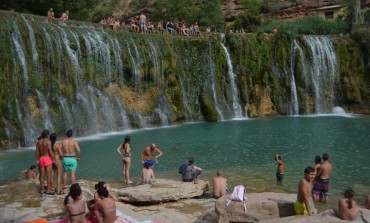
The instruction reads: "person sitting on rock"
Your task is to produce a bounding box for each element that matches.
[138,162,155,185]
[64,183,87,223]
[213,171,228,199]
[90,187,128,223]
[181,157,202,184]
[333,188,359,220]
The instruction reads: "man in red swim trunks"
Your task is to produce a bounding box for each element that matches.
[36,130,55,195]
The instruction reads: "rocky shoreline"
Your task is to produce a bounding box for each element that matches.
[0,179,369,223]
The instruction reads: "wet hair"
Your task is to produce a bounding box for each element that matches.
[188,157,195,165]
[70,183,82,199]
[216,171,223,177]
[304,166,315,174]
[95,181,106,190]
[322,153,329,161]
[123,135,130,147]
[66,129,73,137]
[314,155,321,164]
[41,130,49,138]
[49,133,57,150]
[97,186,109,198]
[344,188,355,209]
[144,162,150,169]
[64,183,82,205]
[29,165,36,170]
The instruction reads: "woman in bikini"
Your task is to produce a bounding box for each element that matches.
[65,183,87,223]
[50,133,64,194]
[116,136,132,184]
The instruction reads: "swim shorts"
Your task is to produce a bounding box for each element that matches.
[312,178,329,196]
[39,156,53,167]
[143,159,154,167]
[294,201,307,215]
[62,156,77,171]
[276,172,284,183]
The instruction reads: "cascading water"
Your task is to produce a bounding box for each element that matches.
[302,36,338,114]
[289,41,301,115]
[220,41,243,119]
[0,12,362,148]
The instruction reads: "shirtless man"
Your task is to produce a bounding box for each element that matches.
[61,129,81,187]
[295,166,315,216]
[213,171,228,199]
[139,12,146,33]
[61,10,69,21]
[140,143,163,168]
[36,130,55,195]
[275,154,284,185]
[47,8,55,18]
[312,153,332,203]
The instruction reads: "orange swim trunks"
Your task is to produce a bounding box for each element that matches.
[39,156,53,167]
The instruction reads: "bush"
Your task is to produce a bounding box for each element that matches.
[258,16,351,36]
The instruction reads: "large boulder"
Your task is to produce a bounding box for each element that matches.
[215,192,370,223]
[215,192,297,223]
[117,179,209,203]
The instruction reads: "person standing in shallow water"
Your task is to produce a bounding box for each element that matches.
[116,135,133,184]
[312,153,332,203]
[275,154,284,185]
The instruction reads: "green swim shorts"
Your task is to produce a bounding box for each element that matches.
[62,156,77,171]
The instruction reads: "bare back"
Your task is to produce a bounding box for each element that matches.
[62,138,80,156]
[319,161,332,180]
[277,160,284,173]
[213,176,227,198]
[336,198,358,220]
[65,199,87,223]
[92,197,116,223]
[36,138,52,157]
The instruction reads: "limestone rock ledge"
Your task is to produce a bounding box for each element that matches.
[215,192,370,223]
[118,179,209,203]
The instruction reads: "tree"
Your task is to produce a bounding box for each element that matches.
[233,0,261,32]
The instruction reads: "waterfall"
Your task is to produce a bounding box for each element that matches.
[10,21,28,84]
[220,43,243,118]
[36,90,55,131]
[303,36,338,114]
[21,16,39,70]
[1,12,360,148]
[289,41,300,115]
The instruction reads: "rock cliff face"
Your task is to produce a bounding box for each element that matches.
[221,0,370,21]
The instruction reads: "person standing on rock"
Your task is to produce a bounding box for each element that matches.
[61,129,81,188]
[116,135,133,184]
[141,143,163,168]
[212,171,227,199]
[36,129,55,195]
[294,166,315,216]
[275,154,284,185]
[181,157,202,184]
[312,153,332,203]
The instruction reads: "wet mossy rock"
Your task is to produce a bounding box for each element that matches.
[0,11,368,148]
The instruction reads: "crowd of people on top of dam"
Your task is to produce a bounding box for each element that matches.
[26,128,369,222]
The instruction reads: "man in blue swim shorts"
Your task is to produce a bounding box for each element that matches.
[141,143,163,168]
